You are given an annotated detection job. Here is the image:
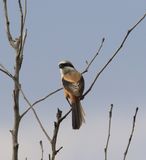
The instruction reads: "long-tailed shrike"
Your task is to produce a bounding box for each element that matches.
[59,60,85,129]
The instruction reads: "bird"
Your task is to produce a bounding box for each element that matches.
[58,60,85,129]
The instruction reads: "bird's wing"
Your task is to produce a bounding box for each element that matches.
[62,72,84,97]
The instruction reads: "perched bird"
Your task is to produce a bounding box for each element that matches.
[59,60,85,129]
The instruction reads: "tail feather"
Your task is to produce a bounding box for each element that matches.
[72,101,85,129]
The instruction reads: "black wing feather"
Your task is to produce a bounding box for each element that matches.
[62,76,84,97]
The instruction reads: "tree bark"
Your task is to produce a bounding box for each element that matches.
[11,55,21,160]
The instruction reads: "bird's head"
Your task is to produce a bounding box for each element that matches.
[58,60,75,77]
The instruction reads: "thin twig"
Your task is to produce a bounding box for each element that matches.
[32,107,52,143]
[55,146,63,155]
[59,108,72,122]
[3,0,13,46]
[18,0,24,35]
[123,107,139,160]
[18,0,24,57]
[104,104,113,160]
[19,87,52,143]
[82,37,105,74]
[21,29,27,54]
[18,0,23,17]
[40,140,44,160]
[21,0,27,54]
[82,13,146,98]
[21,88,62,118]
[3,0,21,50]
[0,64,14,80]
[23,0,27,26]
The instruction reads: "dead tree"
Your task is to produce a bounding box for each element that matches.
[2,0,27,160]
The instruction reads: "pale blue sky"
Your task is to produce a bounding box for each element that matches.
[0,0,146,160]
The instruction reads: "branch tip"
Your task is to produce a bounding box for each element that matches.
[56,146,63,154]
[57,108,62,119]
[123,107,139,160]
[102,37,105,42]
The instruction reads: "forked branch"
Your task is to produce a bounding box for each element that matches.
[82,13,146,98]
[19,84,71,160]
[2,1,27,160]
[49,108,71,160]
[82,37,105,74]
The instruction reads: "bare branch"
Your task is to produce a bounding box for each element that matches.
[19,87,52,143]
[23,0,27,26]
[59,108,72,122]
[18,0,23,20]
[56,146,63,154]
[17,0,24,57]
[82,13,146,99]
[32,107,52,143]
[21,29,27,53]
[82,37,105,74]
[3,0,28,159]
[3,0,14,46]
[21,87,62,118]
[50,108,69,160]
[0,63,14,80]
[123,107,139,160]
[20,87,71,160]
[18,0,24,36]
[40,140,44,160]
[32,88,62,107]
[3,0,22,50]
[104,104,113,160]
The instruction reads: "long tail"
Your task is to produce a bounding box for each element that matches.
[72,100,85,129]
